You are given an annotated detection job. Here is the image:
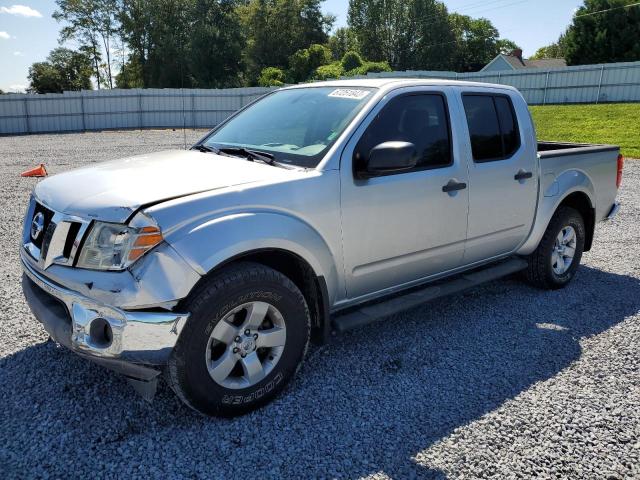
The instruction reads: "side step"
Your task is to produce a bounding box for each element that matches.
[332,258,528,333]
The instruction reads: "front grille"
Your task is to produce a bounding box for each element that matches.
[31,203,54,249]
[24,199,90,269]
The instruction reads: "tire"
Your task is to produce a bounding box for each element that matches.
[166,262,310,417]
[525,206,585,290]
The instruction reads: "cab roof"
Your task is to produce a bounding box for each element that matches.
[283,77,519,94]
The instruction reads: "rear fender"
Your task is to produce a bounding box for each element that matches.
[518,169,595,255]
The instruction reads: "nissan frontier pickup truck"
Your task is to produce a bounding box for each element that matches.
[21,79,622,416]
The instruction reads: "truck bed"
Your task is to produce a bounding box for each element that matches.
[538,141,619,159]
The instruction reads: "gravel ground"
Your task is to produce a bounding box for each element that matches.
[0,130,638,479]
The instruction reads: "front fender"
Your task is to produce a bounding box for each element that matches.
[167,212,340,304]
[518,169,595,255]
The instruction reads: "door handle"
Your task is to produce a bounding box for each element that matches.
[442,179,467,193]
[514,169,533,181]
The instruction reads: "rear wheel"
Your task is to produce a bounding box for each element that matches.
[166,262,310,416]
[525,206,585,290]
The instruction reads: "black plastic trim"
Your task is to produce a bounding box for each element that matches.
[537,141,619,159]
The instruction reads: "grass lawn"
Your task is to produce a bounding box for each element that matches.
[529,103,640,159]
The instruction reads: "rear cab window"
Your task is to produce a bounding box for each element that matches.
[462,93,520,162]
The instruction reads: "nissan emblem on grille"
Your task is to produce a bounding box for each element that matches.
[31,212,45,241]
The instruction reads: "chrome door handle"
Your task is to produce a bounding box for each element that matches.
[442,179,467,193]
[514,170,533,181]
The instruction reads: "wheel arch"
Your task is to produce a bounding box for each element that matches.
[180,248,332,344]
[219,248,331,343]
[556,191,595,251]
[518,186,596,256]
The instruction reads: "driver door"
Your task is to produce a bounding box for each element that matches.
[339,88,469,299]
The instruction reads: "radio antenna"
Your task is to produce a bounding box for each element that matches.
[180,38,187,150]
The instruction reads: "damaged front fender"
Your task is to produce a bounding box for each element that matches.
[22,242,202,310]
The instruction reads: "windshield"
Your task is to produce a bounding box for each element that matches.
[202,87,376,168]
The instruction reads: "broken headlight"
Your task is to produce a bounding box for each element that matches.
[76,213,163,271]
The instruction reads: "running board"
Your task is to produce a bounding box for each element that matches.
[332,258,528,334]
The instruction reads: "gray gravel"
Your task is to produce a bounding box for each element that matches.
[1,130,639,479]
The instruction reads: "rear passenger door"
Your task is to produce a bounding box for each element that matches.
[460,92,538,264]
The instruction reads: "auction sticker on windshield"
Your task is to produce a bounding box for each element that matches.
[328,89,371,100]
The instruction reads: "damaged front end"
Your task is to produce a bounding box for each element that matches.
[20,194,200,399]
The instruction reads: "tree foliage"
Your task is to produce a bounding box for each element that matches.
[448,14,513,72]
[258,67,286,86]
[189,0,245,88]
[54,0,119,88]
[347,0,517,72]
[530,37,567,60]
[28,48,93,93]
[328,27,359,60]
[341,51,363,71]
[41,0,526,90]
[289,44,332,82]
[240,0,334,81]
[562,0,640,65]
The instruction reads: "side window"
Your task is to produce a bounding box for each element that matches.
[462,94,520,162]
[494,96,519,156]
[354,94,452,174]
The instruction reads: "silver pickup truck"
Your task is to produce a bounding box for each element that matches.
[21,79,622,416]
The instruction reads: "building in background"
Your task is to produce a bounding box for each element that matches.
[481,49,567,72]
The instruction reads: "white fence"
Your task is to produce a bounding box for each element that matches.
[1,60,639,135]
[0,87,275,135]
[361,60,640,105]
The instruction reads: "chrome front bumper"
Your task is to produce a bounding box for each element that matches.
[21,249,189,373]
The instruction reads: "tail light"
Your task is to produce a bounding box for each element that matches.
[616,154,624,188]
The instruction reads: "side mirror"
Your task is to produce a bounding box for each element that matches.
[359,141,417,178]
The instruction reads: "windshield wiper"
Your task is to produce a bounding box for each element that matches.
[191,144,220,154]
[218,147,294,169]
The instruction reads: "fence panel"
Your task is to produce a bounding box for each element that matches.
[364,60,640,105]
[1,61,639,135]
[0,87,276,135]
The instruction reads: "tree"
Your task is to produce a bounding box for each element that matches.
[341,51,363,71]
[54,0,119,88]
[328,27,359,60]
[240,0,334,81]
[530,37,567,60]
[347,0,470,71]
[28,48,93,93]
[288,44,332,82]
[189,0,245,87]
[348,0,454,70]
[562,0,640,65]
[348,0,409,67]
[449,14,518,71]
[119,0,193,88]
[347,0,517,72]
[407,0,456,70]
[258,67,286,86]
[497,39,520,55]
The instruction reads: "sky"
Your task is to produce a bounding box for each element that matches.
[0,0,584,92]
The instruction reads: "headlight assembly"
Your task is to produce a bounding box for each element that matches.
[76,213,163,271]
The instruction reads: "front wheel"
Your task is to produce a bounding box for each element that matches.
[525,206,585,290]
[166,262,311,416]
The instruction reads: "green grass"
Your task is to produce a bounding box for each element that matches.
[529,103,640,158]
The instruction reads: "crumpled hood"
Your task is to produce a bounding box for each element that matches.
[34,150,295,223]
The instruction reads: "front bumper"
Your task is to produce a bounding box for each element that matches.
[21,249,189,380]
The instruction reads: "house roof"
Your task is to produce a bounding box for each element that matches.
[523,58,568,69]
[483,54,567,72]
